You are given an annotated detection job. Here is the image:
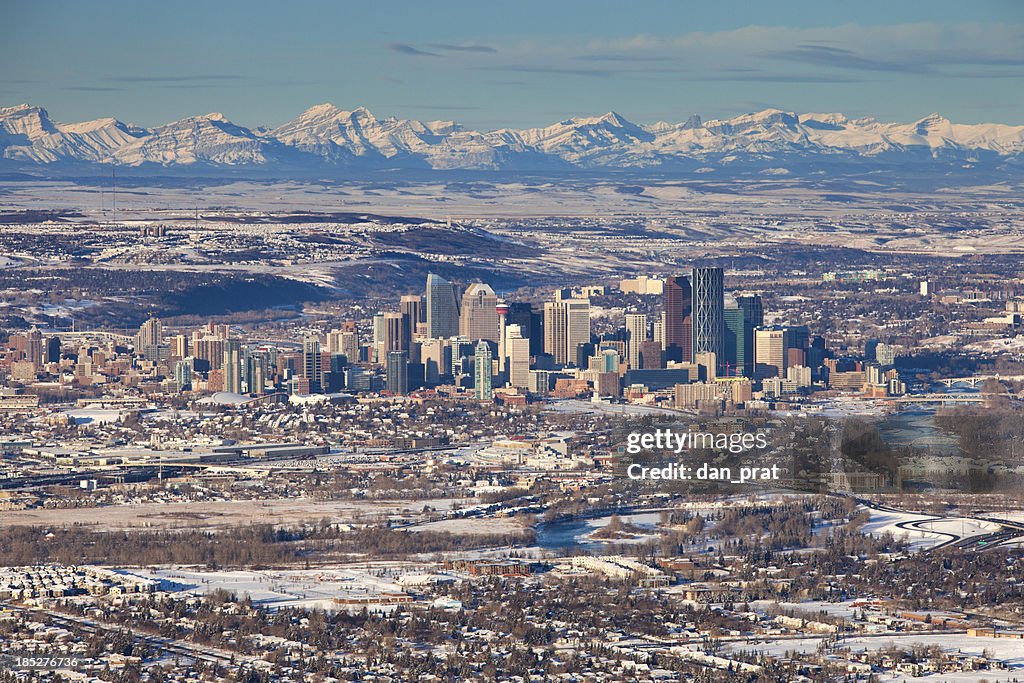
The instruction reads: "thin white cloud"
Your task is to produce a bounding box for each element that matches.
[427,22,1024,80]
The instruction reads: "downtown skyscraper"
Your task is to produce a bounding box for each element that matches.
[474,340,493,399]
[387,350,409,394]
[302,336,322,392]
[459,283,500,342]
[223,339,242,394]
[543,296,590,367]
[662,276,691,363]
[691,266,725,371]
[426,273,460,339]
[624,313,647,369]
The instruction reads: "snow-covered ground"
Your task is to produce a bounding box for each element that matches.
[0,497,470,531]
[773,600,861,620]
[411,517,528,535]
[967,337,1024,353]
[860,507,999,550]
[124,564,439,612]
[62,407,132,425]
[731,633,1024,683]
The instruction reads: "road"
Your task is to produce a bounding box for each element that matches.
[858,498,1024,551]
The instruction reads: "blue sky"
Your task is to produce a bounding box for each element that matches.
[3,1,1023,128]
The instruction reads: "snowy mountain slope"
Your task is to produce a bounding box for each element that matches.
[2,102,1023,172]
[109,112,286,166]
[0,104,145,163]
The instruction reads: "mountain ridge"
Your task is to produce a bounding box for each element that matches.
[2,103,1023,174]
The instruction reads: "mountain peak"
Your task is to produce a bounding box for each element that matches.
[682,114,703,130]
[597,111,628,125]
[914,112,950,127]
[0,103,58,139]
[747,108,798,123]
[303,103,342,116]
[912,112,954,138]
[1,103,38,115]
[563,111,634,127]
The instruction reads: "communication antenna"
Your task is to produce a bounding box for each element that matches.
[111,164,117,224]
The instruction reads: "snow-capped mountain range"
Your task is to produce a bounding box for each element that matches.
[2,102,1023,174]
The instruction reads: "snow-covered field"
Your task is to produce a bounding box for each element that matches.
[411,517,529,535]
[62,407,132,425]
[967,337,1024,353]
[123,564,437,612]
[0,497,470,531]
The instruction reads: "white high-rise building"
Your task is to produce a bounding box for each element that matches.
[420,338,448,386]
[566,298,591,366]
[327,329,345,354]
[625,313,647,369]
[543,297,591,366]
[303,336,322,390]
[505,324,531,389]
[653,313,665,348]
[372,314,386,364]
[543,301,567,364]
[223,339,242,394]
[754,328,787,378]
[135,317,162,355]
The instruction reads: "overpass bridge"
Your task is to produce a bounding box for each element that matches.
[52,330,134,344]
[894,392,1021,405]
[935,374,1024,388]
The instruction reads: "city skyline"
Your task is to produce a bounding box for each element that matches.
[2,267,882,404]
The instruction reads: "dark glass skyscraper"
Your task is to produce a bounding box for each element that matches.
[723,304,746,376]
[386,350,409,394]
[507,302,542,355]
[735,294,764,328]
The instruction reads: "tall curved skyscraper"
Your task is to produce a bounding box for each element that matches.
[426,273,460,339]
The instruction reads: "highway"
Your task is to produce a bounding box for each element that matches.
[858,499,1024,551]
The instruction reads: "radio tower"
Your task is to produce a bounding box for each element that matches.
[111,164,117,224]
